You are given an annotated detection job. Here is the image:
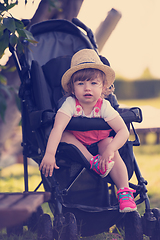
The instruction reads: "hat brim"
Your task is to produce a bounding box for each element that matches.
[61,63,115,93]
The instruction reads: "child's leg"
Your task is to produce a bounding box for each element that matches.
[98,137,129,189]
[109,151,129,189]
[61,131,93,160]
[98,137,137,212]
[61,131,113,177]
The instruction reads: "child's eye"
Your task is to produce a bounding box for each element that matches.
[91,81,97,85]
[77,82,84,85]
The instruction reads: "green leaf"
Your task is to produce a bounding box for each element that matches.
[14,18,24,30]
[3,17,16,33]
[0,23,5,37]
[7,66,16,72]
[0,2,16,14]
[0,64,8,71]
[5,3,17,11]
[16,28,26,38]
[0,29,10,58]
[17,28,38,44]
[26,38,38,44]
[23,29,37,41]
[0,94,7,121]
[0,3,7,12]
[4,0,9,4]
[16,39,24,55]
[0,73,7,85]
[9,33,18,47]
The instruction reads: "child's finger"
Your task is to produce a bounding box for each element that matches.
[101,158,106,172]
[98,156,103,170]
[45,167,49,177]
[49,165,54,177]
[41,164,46,175]
[54,164,59,169]
[39,162,43,171]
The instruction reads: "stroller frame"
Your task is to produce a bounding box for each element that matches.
[9,18,160,240]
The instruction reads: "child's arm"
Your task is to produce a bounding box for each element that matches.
[100,115,129,170]
[107,115,129,151]
[39,111,71,177]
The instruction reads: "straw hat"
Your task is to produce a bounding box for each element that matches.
[61,49,115,93]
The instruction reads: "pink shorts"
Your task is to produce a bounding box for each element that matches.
[68,129,112,146]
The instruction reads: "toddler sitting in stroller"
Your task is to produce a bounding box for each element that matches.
[40,49,137,213]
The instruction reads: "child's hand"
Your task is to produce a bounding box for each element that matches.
[39,152,59,177]
[99,148,114,172]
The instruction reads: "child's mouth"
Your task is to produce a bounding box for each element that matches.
[84,94,92,97]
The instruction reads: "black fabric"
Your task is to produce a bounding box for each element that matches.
[26,20,95,67]
[119,140,134,180]
[106,93,119,110]
[42,56,71,110]
[31,60,52,110]
[29,19,94,50]
[55,142,110,208]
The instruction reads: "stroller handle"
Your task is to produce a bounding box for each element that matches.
[72,18,98,49]
[66,107,143,132]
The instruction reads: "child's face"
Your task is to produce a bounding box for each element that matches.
[73,76,104,106]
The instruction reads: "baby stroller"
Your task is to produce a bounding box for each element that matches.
[9,18,160,240]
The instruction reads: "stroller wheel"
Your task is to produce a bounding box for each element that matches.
[124,211,143,240]
[150,208,160,240]
[53,212,78,240]
[37,213,53,240]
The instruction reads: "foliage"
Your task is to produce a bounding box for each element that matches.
[0,64,18,120]
[0,1,38,59]
[0,0,59,121]
[0,1,38,120]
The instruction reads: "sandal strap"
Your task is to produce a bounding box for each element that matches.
[117,187,136,194]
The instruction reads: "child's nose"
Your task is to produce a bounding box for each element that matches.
[84,81,91,90]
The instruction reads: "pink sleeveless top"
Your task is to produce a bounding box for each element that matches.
[68,98,112,146]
